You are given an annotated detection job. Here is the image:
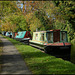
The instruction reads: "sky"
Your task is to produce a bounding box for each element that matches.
[21,4,23,8]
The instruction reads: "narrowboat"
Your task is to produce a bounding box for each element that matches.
[12,32,17,39]
[14,31,32,44]
[29,30,71,55]
[2,31,6,36]
[5,31,12,38]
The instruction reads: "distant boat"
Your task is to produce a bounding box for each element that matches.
[29,30,71,56]
[12,32,17,39]
[5,31,12,38]
[2,31,6,36]
[14,31,32,44]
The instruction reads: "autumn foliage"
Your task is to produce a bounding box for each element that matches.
[0,1,75,41]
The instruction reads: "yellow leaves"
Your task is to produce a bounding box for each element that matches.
[1,24,8,31]
[0,20,1,23]
[71,14,75,18]
[1,21,17,32]
[59,2,62,6]
[65,7,70,12]
[25,13,33,22]
[23,4,25,12]
[68,1,73,5]
[50,2,54,8]
[26,13,43,32]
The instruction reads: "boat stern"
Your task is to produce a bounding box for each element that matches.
[44,42,71,55]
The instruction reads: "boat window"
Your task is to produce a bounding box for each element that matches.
[40,33,44,41]
[61,32,67,42]
[47,32,53,42]
[35,34,38,40]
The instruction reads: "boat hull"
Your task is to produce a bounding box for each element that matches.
[29,41,44,49]
[44,45,71,55]
[14,38,30,45]
[29,41,71,57]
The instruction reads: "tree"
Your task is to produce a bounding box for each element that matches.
[0,1,28,32]
[53,1,75,40]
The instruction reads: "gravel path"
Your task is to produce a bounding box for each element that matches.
[0,35,32,74]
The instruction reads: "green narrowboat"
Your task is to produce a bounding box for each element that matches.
[29,30,71,55]
[15,31,32,44]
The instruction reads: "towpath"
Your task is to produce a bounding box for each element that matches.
[0,35,32,74]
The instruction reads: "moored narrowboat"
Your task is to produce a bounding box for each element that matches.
[14,31,32,44]
[12,32,17,39]
[29,30,71,55]
[5,31,12,38]
[2,31,6,36]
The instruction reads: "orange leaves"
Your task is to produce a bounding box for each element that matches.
[1,21,17,32]
[1,24,9,31]
[25,13,33,22]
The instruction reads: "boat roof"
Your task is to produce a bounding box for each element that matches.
[33,30,67,33]
[17,31,27,32]
[47,29,60,31]
[47,29,67,32]
[15,31,26,38]
[33,31,46,33]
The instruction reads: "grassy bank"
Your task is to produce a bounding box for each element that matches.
[0,39,3,73]
[71,39,75,64]
[2,35,75,74]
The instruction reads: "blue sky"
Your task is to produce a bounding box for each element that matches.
[21,4,23,8]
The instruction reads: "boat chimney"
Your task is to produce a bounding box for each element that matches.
[36,28,38,32]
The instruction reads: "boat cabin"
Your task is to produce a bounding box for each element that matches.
[30,30,68,44]
[12,32,17,38]
[15,31,32,42]
[46,30,68,43]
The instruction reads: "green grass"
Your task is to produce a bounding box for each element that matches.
[0,39,3,73]
[1,35,75,74]
[71,39,75,64]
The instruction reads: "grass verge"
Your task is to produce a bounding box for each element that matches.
[1,35,75,74]
[0,39,3,73]
[71,39,75,64]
